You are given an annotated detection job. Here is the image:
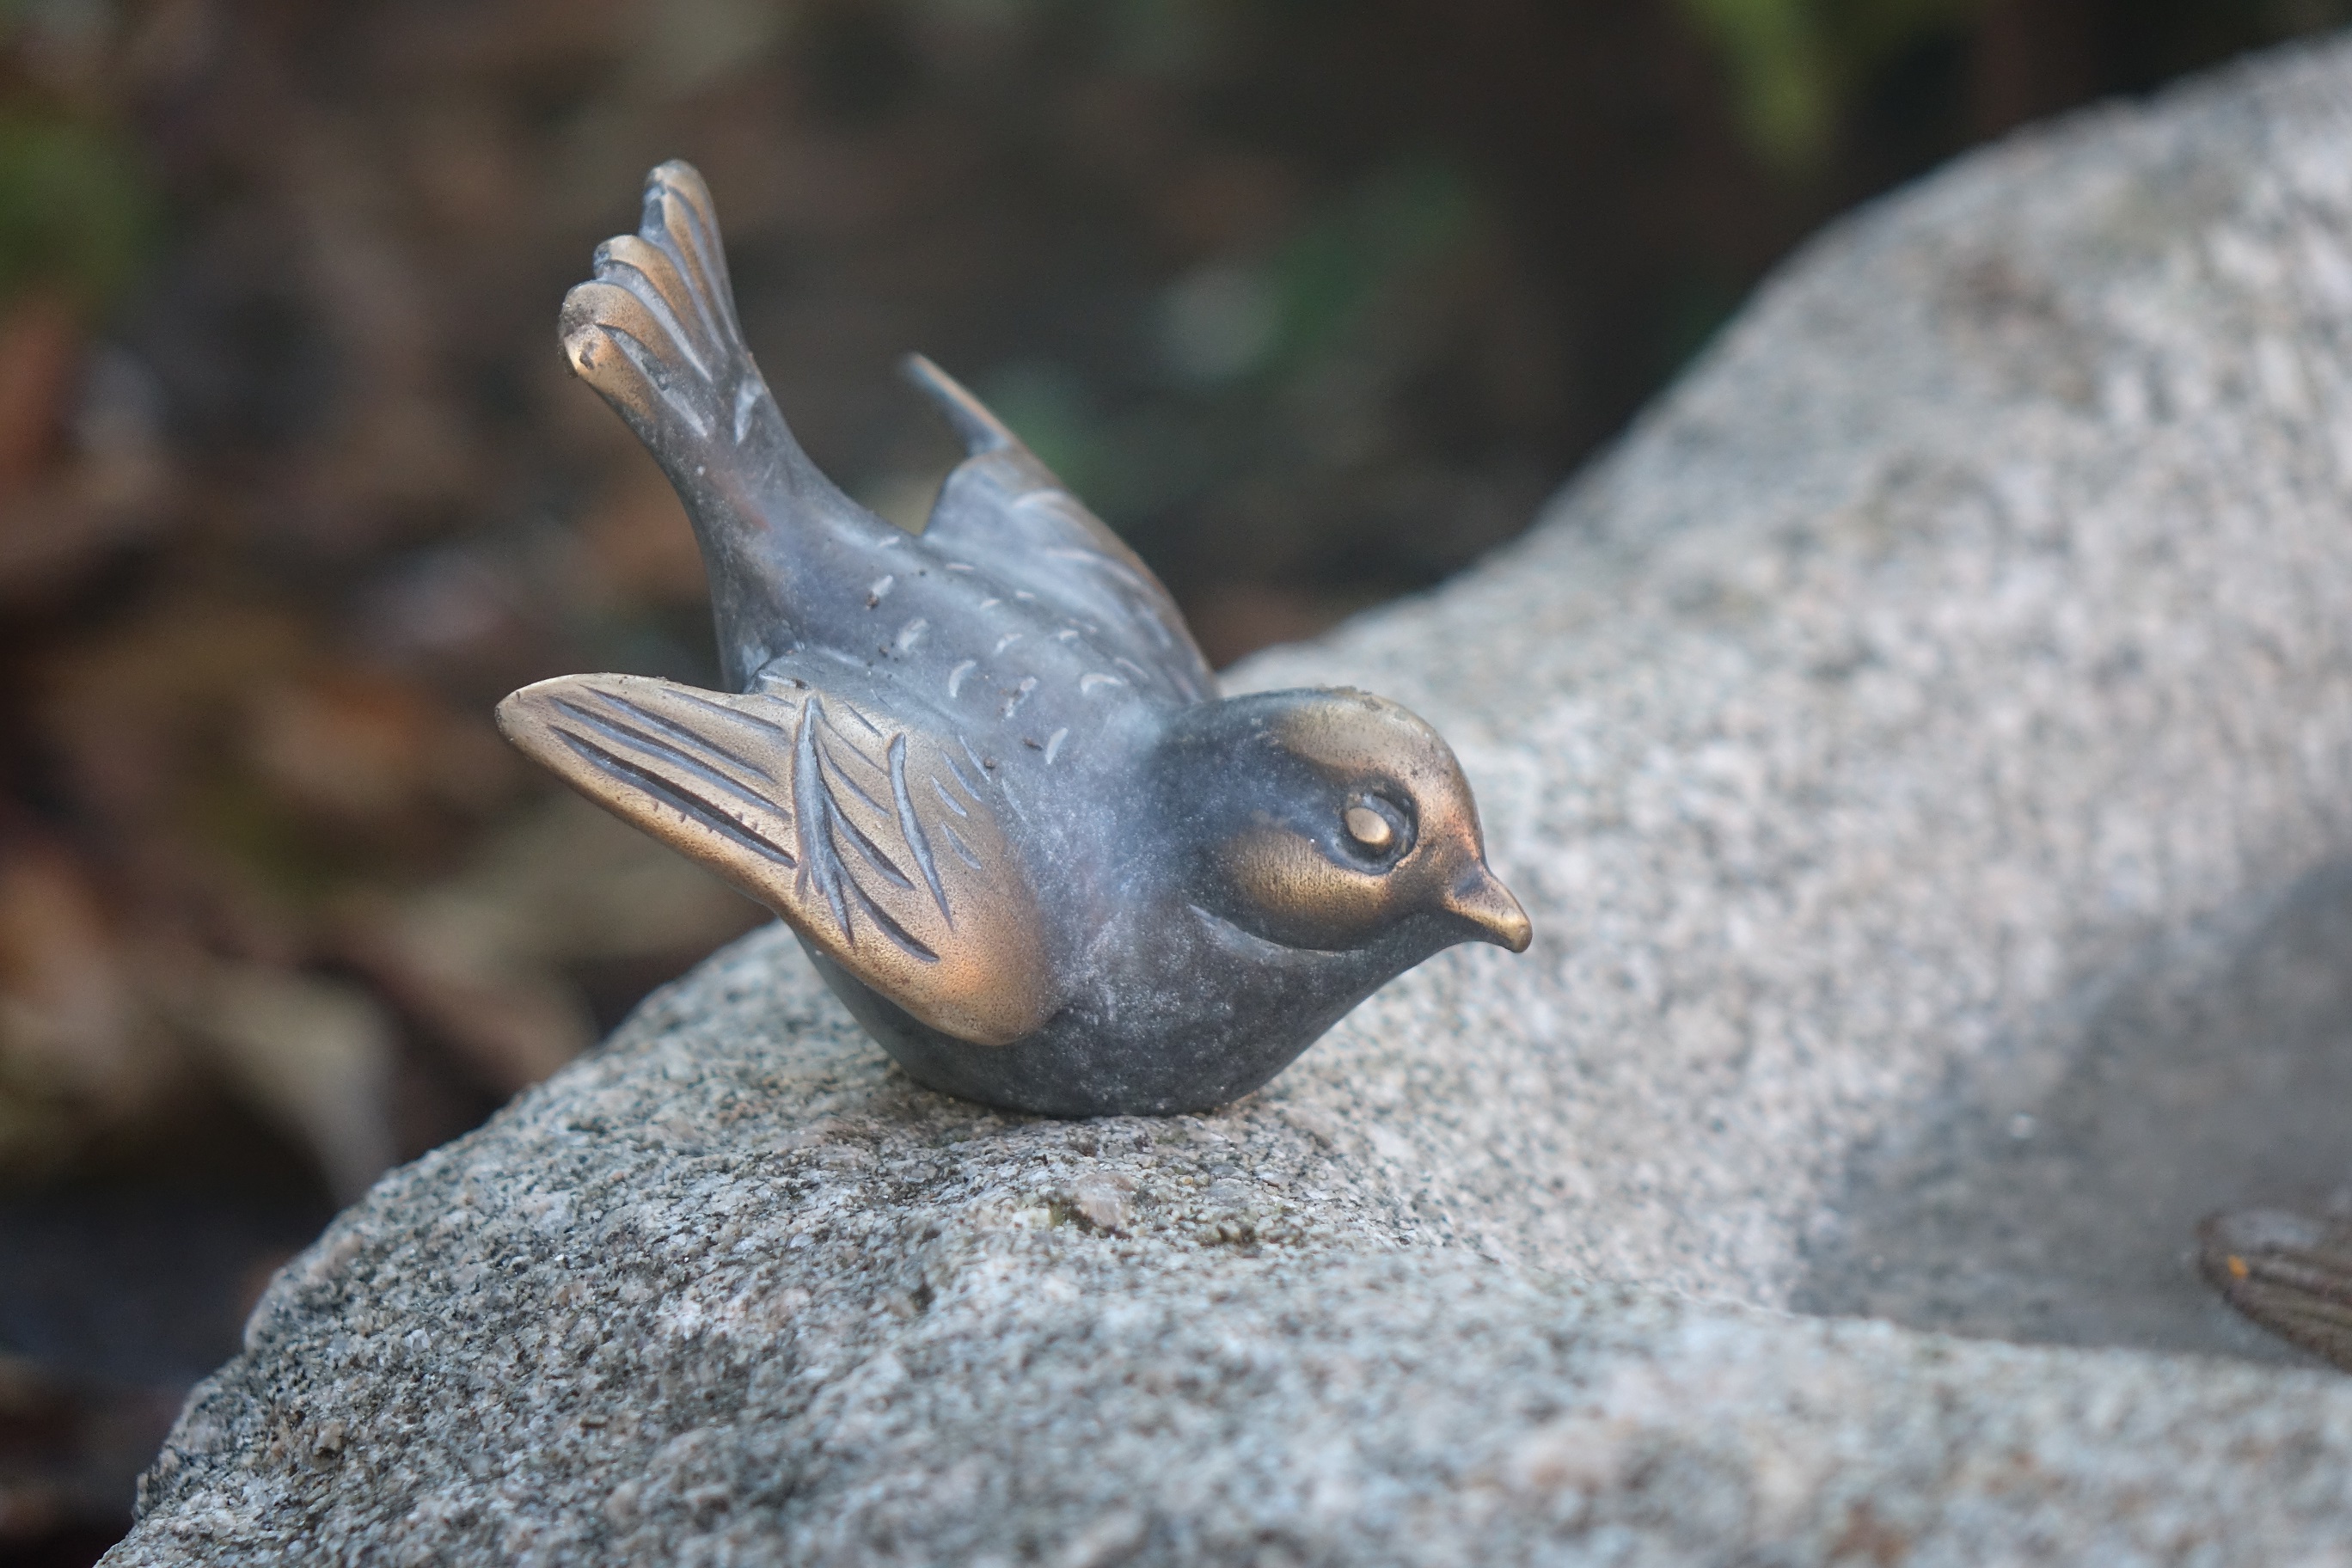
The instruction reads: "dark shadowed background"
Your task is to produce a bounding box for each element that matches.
[1,1,2344,1560]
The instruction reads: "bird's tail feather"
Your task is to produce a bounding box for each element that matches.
[560,161,760,453]
[560,162,885,687]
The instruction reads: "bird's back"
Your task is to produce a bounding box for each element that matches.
[560,162,1214,714]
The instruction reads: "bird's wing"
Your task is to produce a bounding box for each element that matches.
[903,355,1217,705]
[497,670,1055,1046]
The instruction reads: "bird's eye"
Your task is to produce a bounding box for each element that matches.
[1343,804,1393,851]
[1338,794,1412,865]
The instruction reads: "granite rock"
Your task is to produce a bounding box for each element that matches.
[113,36,2352,1565]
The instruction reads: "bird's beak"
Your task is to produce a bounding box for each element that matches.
[1442,865,1532,952]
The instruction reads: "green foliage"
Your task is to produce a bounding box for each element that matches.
[1261,156,1474,378]
[1674,0,1985,171]
[0,110,155,313]
[978,154,1480,523]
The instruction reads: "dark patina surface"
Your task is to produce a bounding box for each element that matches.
[498,162,1528,1116]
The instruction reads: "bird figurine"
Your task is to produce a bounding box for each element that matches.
[498,161,1531,1117]
[2199,1204,2352,1369]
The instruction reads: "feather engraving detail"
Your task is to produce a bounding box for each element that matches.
[497,671,1050,1044]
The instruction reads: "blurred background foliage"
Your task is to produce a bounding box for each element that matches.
[1679,0,2352,168]
[2,0,2349,1559]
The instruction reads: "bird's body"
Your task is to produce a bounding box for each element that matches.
[500,162,1528,1117]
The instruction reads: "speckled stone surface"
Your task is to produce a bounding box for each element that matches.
[113,36,2352,1565]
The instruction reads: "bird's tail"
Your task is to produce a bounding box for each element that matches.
[560,162,882,687]
[559,161,752,442]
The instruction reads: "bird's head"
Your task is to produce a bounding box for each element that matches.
[1150,688,1530,960]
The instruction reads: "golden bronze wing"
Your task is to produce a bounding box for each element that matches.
[496,672,1052,1046]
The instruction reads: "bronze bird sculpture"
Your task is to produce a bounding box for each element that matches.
[2199,1205,2352,1369]
[499,161,1530,1117]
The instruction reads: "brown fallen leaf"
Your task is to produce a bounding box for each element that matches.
[0,839,145,1109]
[168,959,398,1203]
[240,667,519,833]
[335,893,592,1094]
[0,837,178,1182]
[0,295,80,498]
